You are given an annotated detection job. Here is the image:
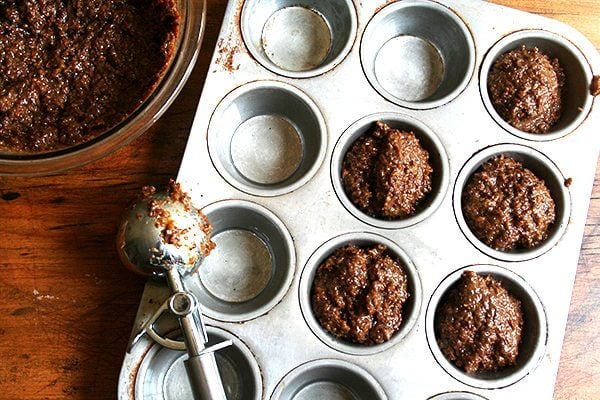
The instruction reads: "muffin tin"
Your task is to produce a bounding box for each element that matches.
[118,0,600,399]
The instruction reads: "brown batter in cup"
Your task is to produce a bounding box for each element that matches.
[488,46,565,134]
[341,121,433,219]
[462,155,556,251]
[311,244,409,345]
[435,271,523,374]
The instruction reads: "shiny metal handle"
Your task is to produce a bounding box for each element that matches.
[185,353,228,400]
[166,269,208,354]
[166,269,230,400]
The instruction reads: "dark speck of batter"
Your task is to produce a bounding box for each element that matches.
[62,386,79,395]
[11,307,36,316]
[564,177,573,187]
[591,75,600,96]
[62,357,80,372]
[1,192,20,201]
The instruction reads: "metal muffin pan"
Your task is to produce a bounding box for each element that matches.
[360,0,475,109]
[207,81,327,197]
[241,0,357,78]
[185,199,296,322]
[119,0,600,399]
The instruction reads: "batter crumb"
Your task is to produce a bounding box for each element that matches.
[591,75,600,96]
[564,177,573,187]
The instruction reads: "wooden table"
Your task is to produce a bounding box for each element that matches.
[0,0,597,398]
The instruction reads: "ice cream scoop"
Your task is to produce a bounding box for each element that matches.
[117,180,229,400]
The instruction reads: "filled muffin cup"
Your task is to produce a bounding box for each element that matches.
[298,232,422,356]
[427,392,488,400]
[208,81,327,197]
[360,0,475,109]
[453,144,571,262]
[241,0,357,78]
[480,29,593,141]
[185,199,295,322]
[270,359,387,400]
[425,265,548,389]
[135,326,263,400]
[331,113,449,229]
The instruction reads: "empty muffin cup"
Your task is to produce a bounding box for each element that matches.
[185,199,295,322]
[241,0,357,78]
[208,81,327,197]
[361,0,475,109]
[331,113,449,229]
[480,30,593,140]
[427,392,488,400]
[270,359,387,400]
[299,232,422,355]
[135,326,263,400]
[425,265,548,389]
[453,143,571,262]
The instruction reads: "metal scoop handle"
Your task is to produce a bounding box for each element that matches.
[133,270,231,399]
[166,269,229,400]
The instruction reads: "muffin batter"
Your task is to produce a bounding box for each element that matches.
[311,244,409,345]
[143,179,215,257]
[0,0,179,152]
[591,75,600,96]
[435,271,523,374]
[488,46,565,134]
[342,121,433,219]
[462,155,555,251]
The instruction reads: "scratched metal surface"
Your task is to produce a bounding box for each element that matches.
[118,0,600,398]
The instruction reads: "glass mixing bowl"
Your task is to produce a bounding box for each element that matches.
[0,0,206,176]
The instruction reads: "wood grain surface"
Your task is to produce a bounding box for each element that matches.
[0,0,598,399]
